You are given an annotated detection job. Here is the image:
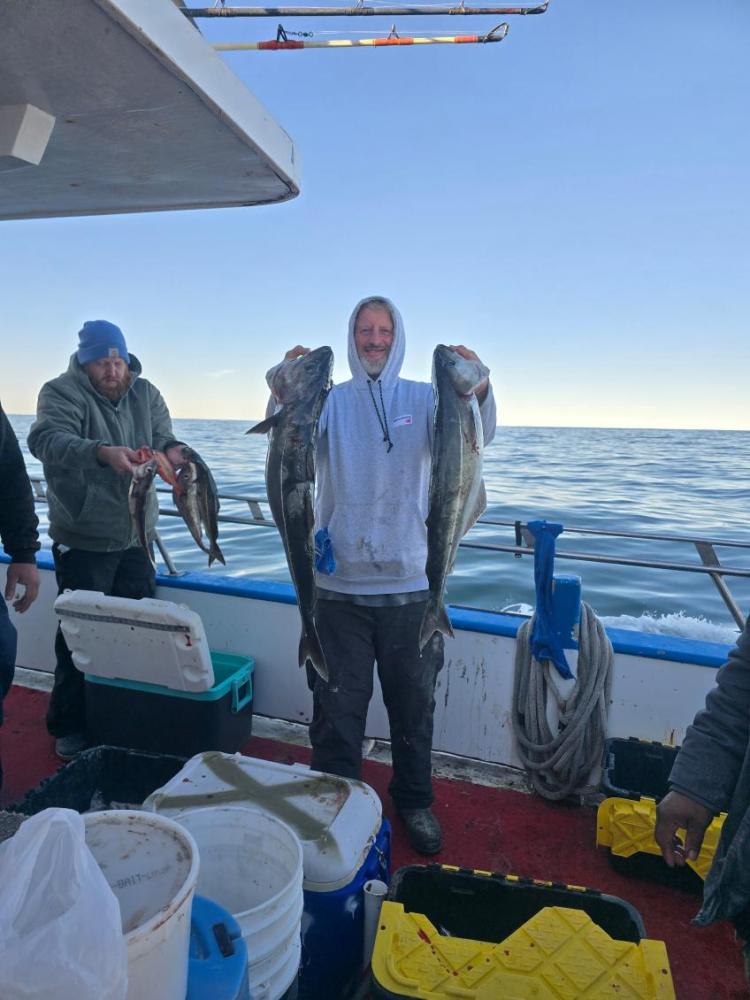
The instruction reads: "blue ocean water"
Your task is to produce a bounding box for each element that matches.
[10,416,749,642]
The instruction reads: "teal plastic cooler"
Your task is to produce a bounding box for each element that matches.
[85,652,254,757]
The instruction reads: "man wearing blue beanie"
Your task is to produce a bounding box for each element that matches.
[28,321,186,760]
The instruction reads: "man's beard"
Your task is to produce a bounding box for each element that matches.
[89,372,130,402]
[359,354,388,377]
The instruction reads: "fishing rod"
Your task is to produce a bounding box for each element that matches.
[213,20,508,47]
[184,1,546,17]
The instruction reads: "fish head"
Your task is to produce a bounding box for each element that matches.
[271,346,334,403]
[433,345,490,397]
[130,458,158,494]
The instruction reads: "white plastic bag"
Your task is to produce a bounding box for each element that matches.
[0,807,128,1000]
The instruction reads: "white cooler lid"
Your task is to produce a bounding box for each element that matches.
[143,751,383,892]
[54,590,214,692]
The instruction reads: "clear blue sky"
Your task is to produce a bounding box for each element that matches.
[3,0,748,427]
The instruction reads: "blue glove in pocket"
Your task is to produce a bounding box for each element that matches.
[314,528,336,575]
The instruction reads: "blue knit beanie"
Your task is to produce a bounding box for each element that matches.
[76,320,130,366]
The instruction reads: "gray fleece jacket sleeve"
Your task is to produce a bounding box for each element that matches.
[669,618,750,814]
[28,383,104,469]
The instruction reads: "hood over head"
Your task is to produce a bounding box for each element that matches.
[347,295,405,386]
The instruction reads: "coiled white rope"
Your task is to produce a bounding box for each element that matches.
[512,602,614,801]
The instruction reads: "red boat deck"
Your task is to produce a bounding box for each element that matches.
[1,684,746,1000]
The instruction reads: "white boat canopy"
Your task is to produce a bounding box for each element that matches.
[0,0,299,220]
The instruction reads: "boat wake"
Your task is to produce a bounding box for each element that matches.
[501,604,739,645]
[599,611,739,645]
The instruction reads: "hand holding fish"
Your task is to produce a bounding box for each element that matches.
[447,345,490,402]
[284,345,311,360]
[165,444,189,470]
[97,444,142,475]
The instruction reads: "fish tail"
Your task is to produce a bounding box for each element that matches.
[419,598,454,652]
[299,627,329,683]
[208,543,226,567]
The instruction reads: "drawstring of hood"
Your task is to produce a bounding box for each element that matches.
[367,379,394,452]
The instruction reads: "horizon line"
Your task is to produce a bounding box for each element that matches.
[7,413,749,434]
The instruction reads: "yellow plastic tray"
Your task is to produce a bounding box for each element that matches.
[372,901,675,999]
[596,796,726,881]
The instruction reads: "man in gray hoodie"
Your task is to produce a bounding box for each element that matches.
[28,320,184,761]
[274,296,496,854]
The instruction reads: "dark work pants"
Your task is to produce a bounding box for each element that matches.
[47,545,155,737]
[308,600,444,811]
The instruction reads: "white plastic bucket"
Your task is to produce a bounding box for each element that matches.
[174,806,303,1000]
[84,810,199,1000]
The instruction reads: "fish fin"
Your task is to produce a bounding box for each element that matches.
[246,413,281,435]
[299,629,329,683]
[419,598,454,652]
[153,450,177,487]
[208,544,226,567]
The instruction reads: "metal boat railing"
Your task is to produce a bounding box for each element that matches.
[28,478,750,628]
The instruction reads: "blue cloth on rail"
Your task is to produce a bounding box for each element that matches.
[528,519,573,680]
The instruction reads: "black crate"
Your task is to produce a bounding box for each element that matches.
[601,737,679,801]
[388,864,646,944]
[10,745,187,816]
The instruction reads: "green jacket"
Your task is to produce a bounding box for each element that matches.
[28,354,176,551]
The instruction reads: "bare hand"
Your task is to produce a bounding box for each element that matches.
[448,344,490,403]
[165,444,188,469]
[284,346,311,361]
[97,444,141,475]
[5,562,41,613]
[655,790,713,867]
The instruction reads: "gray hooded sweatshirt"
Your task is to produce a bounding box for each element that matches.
[267,297,497,596]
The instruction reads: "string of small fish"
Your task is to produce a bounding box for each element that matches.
[128,445,225,569]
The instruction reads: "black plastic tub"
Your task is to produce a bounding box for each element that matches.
[388,864,646,944]
[10,745,187,815]
[601,737,679,801]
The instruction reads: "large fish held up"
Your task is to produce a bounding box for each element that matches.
[172,446,226,567]
[419,345,489,652]
[247,347,334,682]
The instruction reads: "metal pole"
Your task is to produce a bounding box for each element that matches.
[184,2,546,16]
[457,540,750,578]
[694,541,747,630]
[153,530,181,576]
